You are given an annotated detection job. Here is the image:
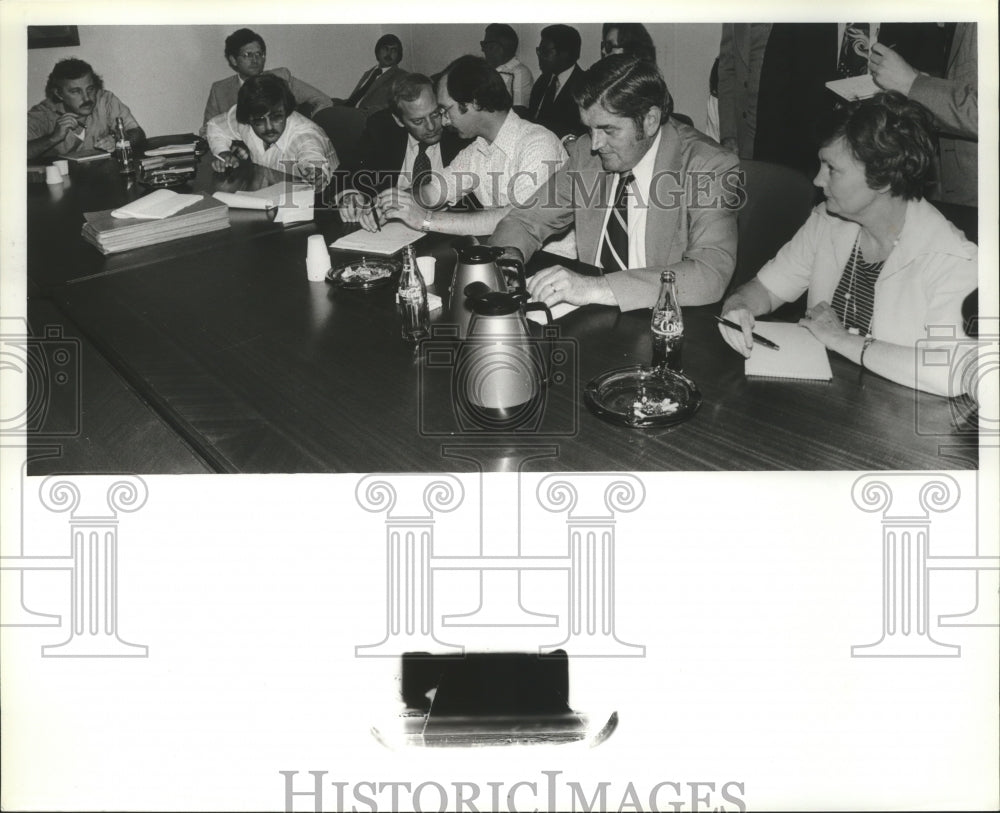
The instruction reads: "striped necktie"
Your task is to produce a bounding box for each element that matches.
[599,171,633,273]
[411,141,431,189]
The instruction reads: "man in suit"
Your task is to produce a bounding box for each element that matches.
[870,23,976,206]
[490,54,739,311]
[374,56,565,238]
[202,28,331,130]
[718,23,952,177]
[333,34,405,116]
[480,23,534,112]
[528,24,586,140]
[336,73,468,229]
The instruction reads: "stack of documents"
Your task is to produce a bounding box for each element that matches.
[82,191,229,254]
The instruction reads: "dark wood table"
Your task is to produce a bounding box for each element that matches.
[25,157,977,473]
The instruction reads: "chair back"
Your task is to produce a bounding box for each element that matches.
[312,106,368,170]
[729,159,816,295]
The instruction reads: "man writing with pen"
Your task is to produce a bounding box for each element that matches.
[336,73,468,230]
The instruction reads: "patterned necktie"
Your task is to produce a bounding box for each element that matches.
[838,24,871,77]
[599,171,633,273]
[347,67,382,107]
[536,75,559,118]
[411,141,431,189]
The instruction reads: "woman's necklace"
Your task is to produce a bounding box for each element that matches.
[843,228,900,338]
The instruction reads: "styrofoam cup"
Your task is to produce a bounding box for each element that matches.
[416,255,436,287]
[45,165,63,185]
[54,159,70,177]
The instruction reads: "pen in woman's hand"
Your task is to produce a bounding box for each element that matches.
[714,315,781,350]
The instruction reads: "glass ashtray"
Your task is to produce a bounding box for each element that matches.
[584,365,702,428]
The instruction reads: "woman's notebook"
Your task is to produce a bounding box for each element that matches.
[745,321,833,381]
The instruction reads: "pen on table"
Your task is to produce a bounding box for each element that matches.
[713,315,781,350]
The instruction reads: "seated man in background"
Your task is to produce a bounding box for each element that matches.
[333,34,406,116]
[373,55,566,237]
[337,73,469,230]
[480,23,534,112]
[207,74,338,189]
[528,24,586,139]
[490,54,739,312]
[202,28,331,130]
[28,58,144,159]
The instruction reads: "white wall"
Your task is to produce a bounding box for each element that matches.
[27,23,721,136]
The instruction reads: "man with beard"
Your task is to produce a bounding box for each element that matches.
[28,58,144,159]
[206,74,337,189]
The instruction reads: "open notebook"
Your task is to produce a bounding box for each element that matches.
[745,321,833,381]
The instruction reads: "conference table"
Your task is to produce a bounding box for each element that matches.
[24,151,978,474]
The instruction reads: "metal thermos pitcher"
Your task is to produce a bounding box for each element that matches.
[447,245,527,339]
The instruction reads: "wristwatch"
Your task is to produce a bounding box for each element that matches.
[420,210,434,232]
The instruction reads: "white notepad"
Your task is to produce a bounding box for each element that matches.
[745,322,833,381]
[825,74,879,101]
[330,221,423,255]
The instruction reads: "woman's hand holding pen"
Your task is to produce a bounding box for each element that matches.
[718,304,757,357]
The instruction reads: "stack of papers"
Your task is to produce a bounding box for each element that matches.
[82,193,229,254]
[212,182,315,225]
[144,143,199,157]
[745,322,833,381]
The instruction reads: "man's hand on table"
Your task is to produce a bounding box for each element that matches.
[374,187,427,230]
[338,191,381,231]
[526,265,616,308]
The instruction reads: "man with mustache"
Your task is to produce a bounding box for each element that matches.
[206,73,338,190]
[28,58,144,159]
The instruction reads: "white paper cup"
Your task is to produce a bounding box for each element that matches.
[54,159,70,177]
[416,255,436,287]
[306,260,329,282]
[45,165,63,185]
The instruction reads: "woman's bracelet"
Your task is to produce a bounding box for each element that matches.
[859,336,876,368]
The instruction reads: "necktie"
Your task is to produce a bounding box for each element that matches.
[838,24,872,77]
[599,171,633,273]
[536,75,559,119]
[411,141,431,189]
[347,67,383,107]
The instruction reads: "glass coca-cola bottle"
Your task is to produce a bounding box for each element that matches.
[396,245,429,343]
[650,269,683,372]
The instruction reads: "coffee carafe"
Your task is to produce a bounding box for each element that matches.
[448,245,527,339]
[454,283,553,426]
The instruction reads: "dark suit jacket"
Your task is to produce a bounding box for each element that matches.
[335,108,469,197]
[343,65,404,114]
[754,23,952,177]
[527,65,587,140]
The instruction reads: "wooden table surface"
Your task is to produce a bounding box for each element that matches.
[26,156,977,473]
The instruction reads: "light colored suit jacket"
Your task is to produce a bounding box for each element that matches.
[202,67,331,126]
[344,65,403,114]
[909,22,977,206]
[490,119,740,310]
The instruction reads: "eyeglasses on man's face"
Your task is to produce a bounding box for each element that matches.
[237,49,266,62]
[249,111,286,128]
